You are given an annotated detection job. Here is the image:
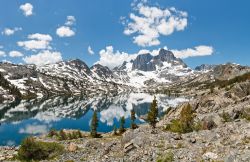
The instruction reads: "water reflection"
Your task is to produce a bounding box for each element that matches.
[0,93,188,146]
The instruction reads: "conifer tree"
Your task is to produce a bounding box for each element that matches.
[113,125,117,135]
[130,109,138,129]
[147,96,158,129]
[119,116,125,133]
[90,110,99,138]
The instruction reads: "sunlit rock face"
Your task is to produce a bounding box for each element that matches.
[0,93,188,145]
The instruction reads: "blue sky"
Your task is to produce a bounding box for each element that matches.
[0,0,249,68]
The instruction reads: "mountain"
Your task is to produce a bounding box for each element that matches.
[195,64,216,71]
[0,61,121,102]
[0,49,249,102]
[113,49,194,87]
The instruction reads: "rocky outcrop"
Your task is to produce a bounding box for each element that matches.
[132,53,155,71]
[131,49,187,72]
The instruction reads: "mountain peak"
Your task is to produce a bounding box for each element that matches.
[67,59,90,74]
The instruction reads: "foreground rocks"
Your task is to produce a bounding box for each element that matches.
[0,146,18,161]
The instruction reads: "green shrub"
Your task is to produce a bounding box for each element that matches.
[48,129,58,137]
[240,108,250,121]
[18,137,64,161]
[76,130,83,138]
[58,130,68,140]
[165,104,195,133]
[220,111,232,122]
[192,121,203,131]
[157,151,174,162]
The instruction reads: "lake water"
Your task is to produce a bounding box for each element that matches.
[0,93,188,146]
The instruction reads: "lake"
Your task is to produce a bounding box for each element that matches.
[0,93,188,146]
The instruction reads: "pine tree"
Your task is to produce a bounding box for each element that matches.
[90,110,99,138]
[147,96,158,129]
[113,125,117,135]
[130,109,138,129]
[119,116,125,133]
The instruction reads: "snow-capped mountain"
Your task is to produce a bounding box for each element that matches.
[2,48,248,102]
[112,49,194,87]
[195,64,216,72]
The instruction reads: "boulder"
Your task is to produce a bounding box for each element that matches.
[68,143,78,152]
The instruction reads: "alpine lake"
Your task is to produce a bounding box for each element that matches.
[0,93,188,146]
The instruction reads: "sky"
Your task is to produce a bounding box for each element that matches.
[0,0,249,68]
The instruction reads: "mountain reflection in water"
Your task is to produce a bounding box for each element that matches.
[0,93,188,146]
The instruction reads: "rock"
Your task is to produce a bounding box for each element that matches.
[189,138,196,143]
[0,157,5,161]
[203,152,218,160]
[68,143,78,152]
[224,154,236,162]
[172,133,182,140]
[124,142,136,153]
[234,119,240,122]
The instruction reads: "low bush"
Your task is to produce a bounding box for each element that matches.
[240,108,250,121]
[165,104,195,133]
[50,130,83,140]
[157,151,174,162]
[220,111,233,122]
[18,137,64,161]
[48,129,58,137]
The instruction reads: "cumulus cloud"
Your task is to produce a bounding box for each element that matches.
[65,16,76,26]
[122,2,188,47]
[88,46,95,55]
[9,51,24,57]
[0,51,6,57]
[172,46,214,58]
[17,33,52,51]
[28,33,52,41]
[23,50,62,66]
[2,27,22,36]
[96,46,137,69]
[20,3,33,16]
[96,45,213,68]
[56,26,75,37]
[56,16,76,37]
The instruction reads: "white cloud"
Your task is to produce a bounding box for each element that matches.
[20,3,33,17]
[0,51,6,57]
[65,16,76,26]
[9,51,24,57]
[56,16,76,37]
[17,33,52,50]
[28,33,52,41]
[88,46,95,55]
[137,46,168,56]
[2,27,22,36]
[172,46,214,58]
[96,46,137,69]
[96,45,213,68]
[23,50,62,66]
[19,124,49,135]
[56,26,75,37]
[123,2,188,47]
[1,60,12,63]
